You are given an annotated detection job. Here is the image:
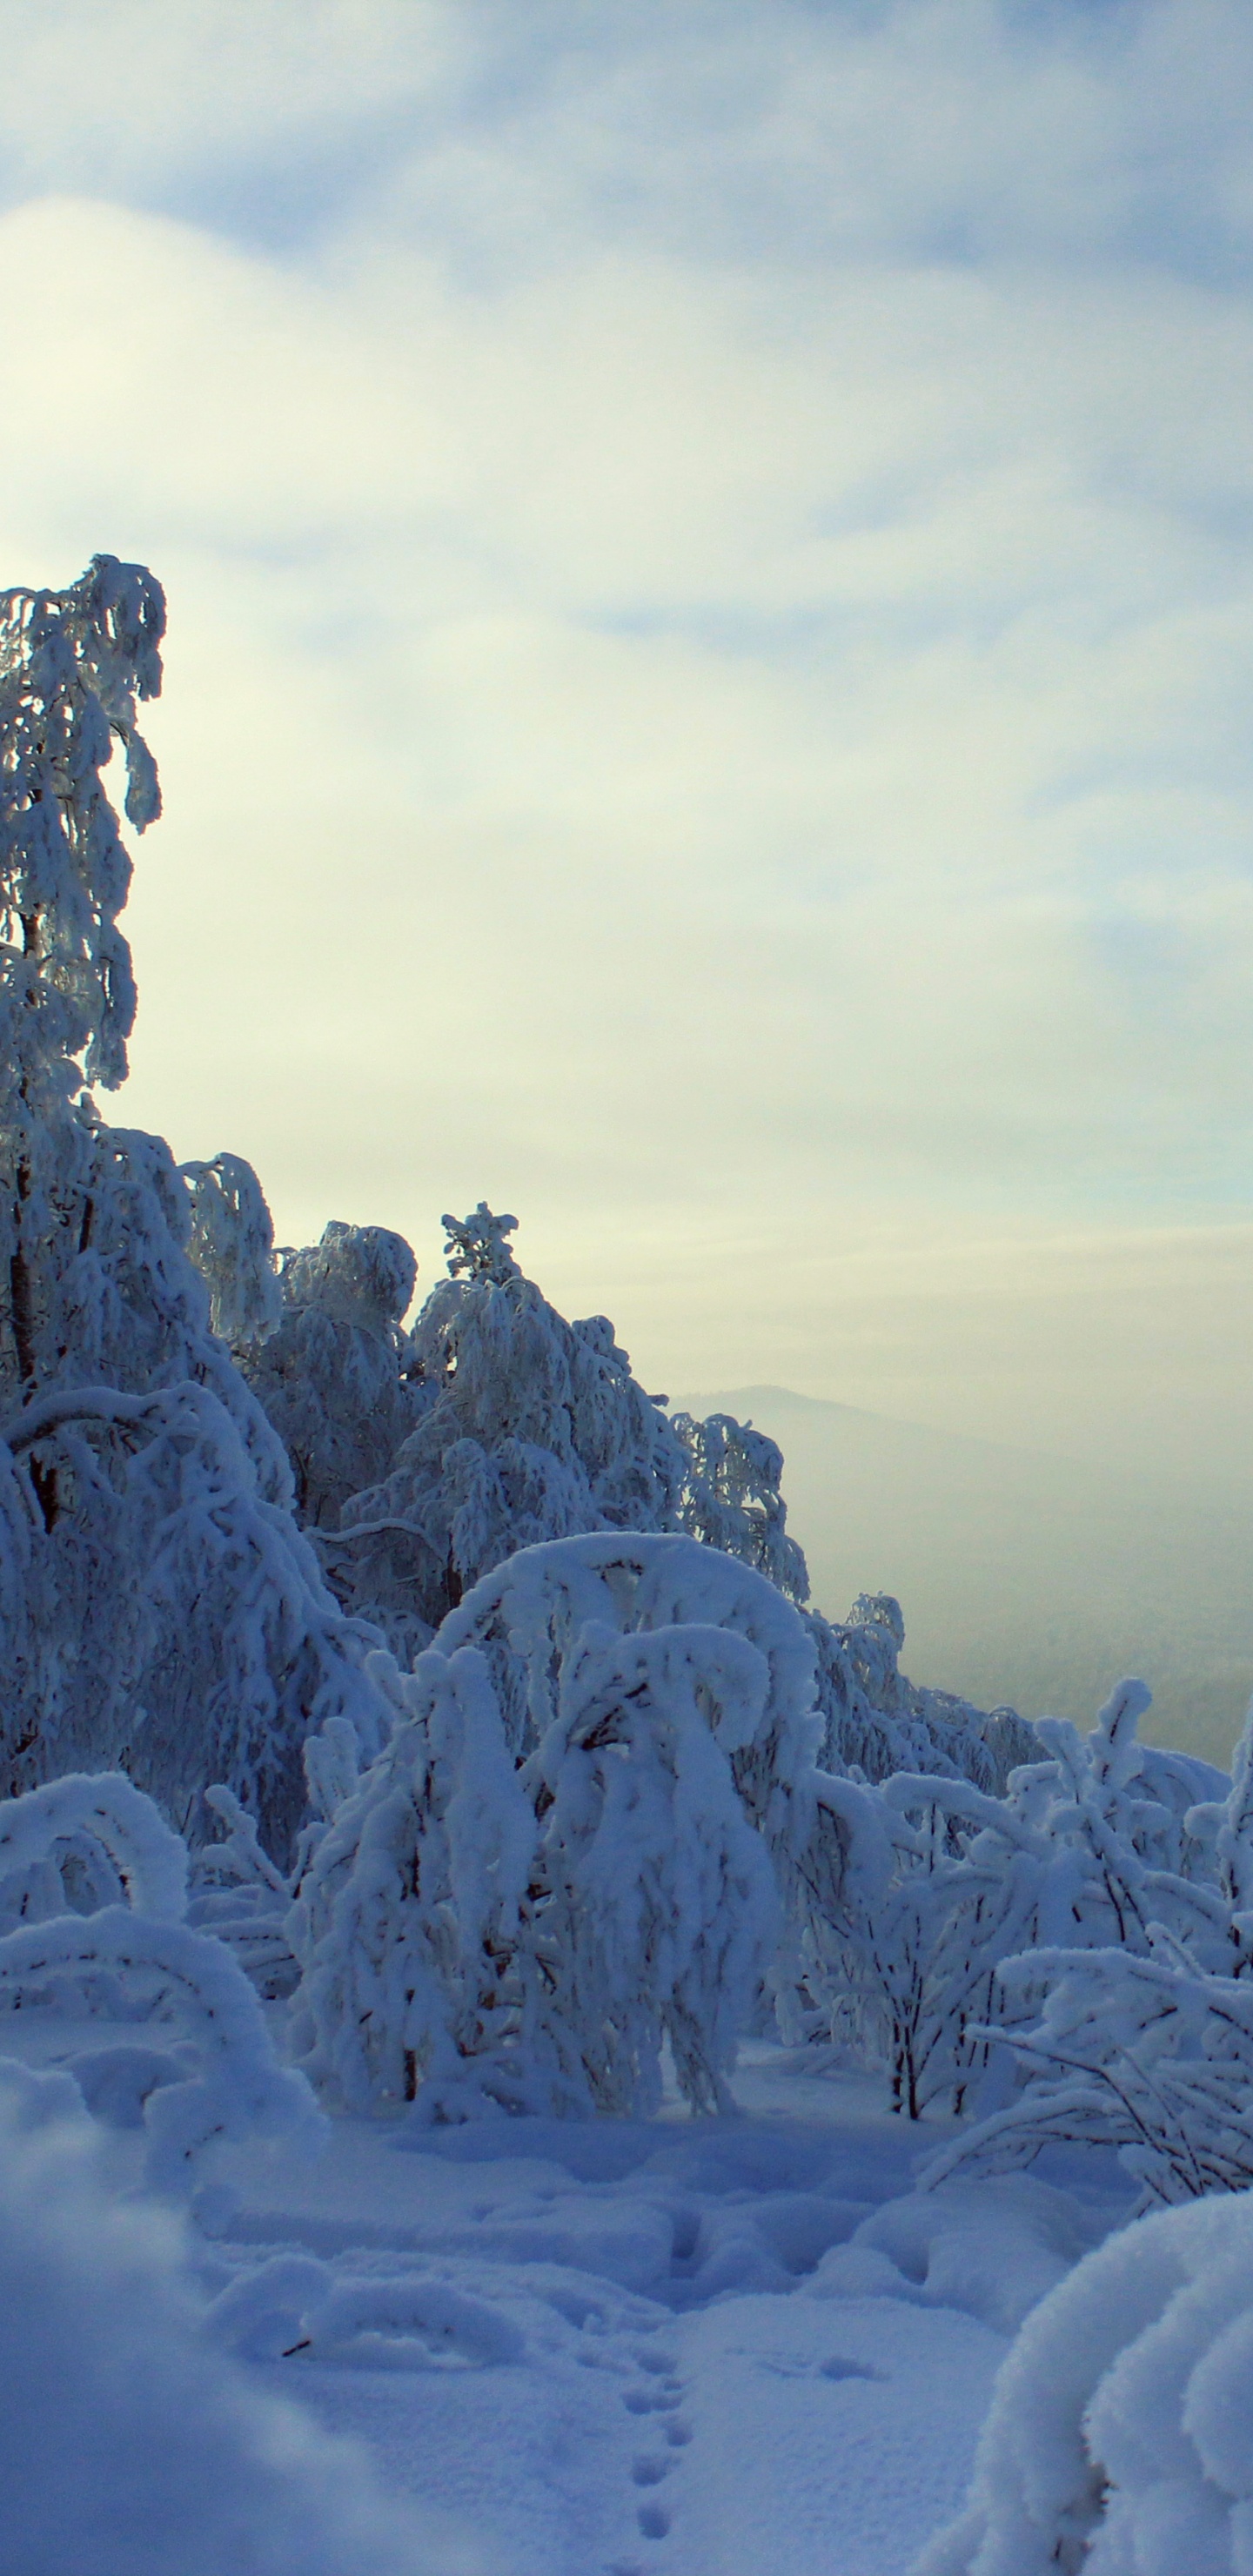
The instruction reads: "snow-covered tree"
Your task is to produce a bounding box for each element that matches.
[0,560,388,1853]
[182,1152,283,1351]
[325,1205,687,1642]
[290,1532,817,2120]
[271,1204,1024,1799]
[432,1528,822,1853]
[669,1407,809,1603]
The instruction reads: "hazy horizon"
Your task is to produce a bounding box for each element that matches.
[682,1381,1253,1774]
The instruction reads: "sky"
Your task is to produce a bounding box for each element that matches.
[2,0,1253,1485]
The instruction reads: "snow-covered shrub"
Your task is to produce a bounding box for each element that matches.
[0,2059,433,2576]
[0,1767,188,1928]
[927,1937,1253,2204]
[328,1205,687,1639]
[291,1532,816,2120]
[793,1756,1055,2115]
[916,2190,1253,2576]
[0,1905,321,2191]
[804,1680,1224,2121]
[185,1783,303,1998]
[915,1687,1247,2185]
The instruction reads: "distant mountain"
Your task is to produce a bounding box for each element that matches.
[678,1385,1253,1773]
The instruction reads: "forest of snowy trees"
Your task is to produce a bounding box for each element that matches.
[5,560,1253,2574]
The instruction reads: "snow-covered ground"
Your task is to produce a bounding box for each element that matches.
[5,2015,1133,2575]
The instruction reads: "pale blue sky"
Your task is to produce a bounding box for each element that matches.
[2,0,1252,1475]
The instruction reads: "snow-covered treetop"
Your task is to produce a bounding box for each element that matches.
[278,1219,416,1334]
[182,1152,283,1349]
[0,554,164,1102]
[671,1408,809,1606]
[442,1202,519,1285]
[243,1220,423,1540]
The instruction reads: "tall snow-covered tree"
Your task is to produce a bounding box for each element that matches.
[0,558,386,1853]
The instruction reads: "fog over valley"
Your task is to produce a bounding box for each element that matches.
[687,1385,1253,1773]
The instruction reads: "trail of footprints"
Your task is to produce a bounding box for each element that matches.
[604,2335,691,2570]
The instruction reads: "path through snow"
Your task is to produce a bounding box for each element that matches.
[167,2044,1131,2574]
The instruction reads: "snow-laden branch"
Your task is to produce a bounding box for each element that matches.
[0,1770,187,1922]
[0,1905,321,2192]
[0,1382,170,1452]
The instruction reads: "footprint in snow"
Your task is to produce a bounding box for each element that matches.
[613,2345,686,2549]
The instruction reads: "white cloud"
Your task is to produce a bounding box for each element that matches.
[0,3,1250,1485]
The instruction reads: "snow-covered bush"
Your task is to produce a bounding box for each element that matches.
[0,2059,432,2576]
[914,1687,1244,2183]
[0,1766,188,1928]
[796,1768,1038,2116]
[291,1532,817,2120]
[916,2189,1253,2576]
[185,1783,303,1998]
[0,1905,321,2192]
[803,1680,1226,2121]
[927,1937,1253,2204]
